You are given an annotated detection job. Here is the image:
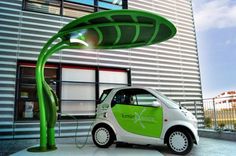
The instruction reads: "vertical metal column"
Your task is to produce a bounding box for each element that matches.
[194,101,197,119]
[212,98,218,129]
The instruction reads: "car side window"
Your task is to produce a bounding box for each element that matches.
[136,93,157,106]
[111,89,159,107]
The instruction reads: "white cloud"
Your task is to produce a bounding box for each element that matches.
[225,39,231,45]
[193,0,236,31]
[225,40,232,45]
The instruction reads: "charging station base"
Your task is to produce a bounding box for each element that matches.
[27,146,57,152]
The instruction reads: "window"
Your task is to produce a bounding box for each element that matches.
[61,66,96,116]
[99,89,112,103]
[99,68,129,96]
[24,0,62,15]
[23,0,128,18]
[15,62,59,120]
[98,0,123,11]
[111,89,159,107]
[66,0,94,6]
[15,61,130,121]
[136,93,157,106]
[63,0,94,17]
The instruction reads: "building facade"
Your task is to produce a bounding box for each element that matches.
[215,91,236,110]
[0,0,204,139]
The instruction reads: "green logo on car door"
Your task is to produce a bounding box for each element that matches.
[112,104,163,138]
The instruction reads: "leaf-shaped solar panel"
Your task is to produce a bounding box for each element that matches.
[59,10,176,49]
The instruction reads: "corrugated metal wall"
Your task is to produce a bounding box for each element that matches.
[128,0,204,125]
[0,0,20,139]
[0,0,204,140]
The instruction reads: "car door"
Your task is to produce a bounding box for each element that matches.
[111,89,163,138]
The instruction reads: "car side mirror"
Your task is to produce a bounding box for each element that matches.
[152,101,161,107]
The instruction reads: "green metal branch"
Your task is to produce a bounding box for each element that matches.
[29,36,69,151]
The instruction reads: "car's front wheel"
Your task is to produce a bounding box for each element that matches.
[167,130,193,155]
[92,125,115,148]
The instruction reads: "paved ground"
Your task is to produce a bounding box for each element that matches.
[1,137,236,156]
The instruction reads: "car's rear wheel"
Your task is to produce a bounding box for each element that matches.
[167,130,193,155]
[92,125,115,148]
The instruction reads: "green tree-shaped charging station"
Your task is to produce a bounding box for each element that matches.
[28,10,176,152]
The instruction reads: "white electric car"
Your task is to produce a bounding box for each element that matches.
[92,87,199,155]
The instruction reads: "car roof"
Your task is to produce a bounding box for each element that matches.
[103,86,153,92]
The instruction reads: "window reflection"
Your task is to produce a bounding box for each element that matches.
[23,0,127,18]
[16,64,58,120]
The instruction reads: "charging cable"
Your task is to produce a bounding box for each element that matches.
[58,113,95,149]
[58,109,107,149]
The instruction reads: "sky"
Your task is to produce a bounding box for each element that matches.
[192,0,236,98]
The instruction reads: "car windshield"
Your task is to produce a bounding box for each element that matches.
[99,89,112,103]
[155,90,179,108]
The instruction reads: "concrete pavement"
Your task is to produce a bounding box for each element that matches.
[0,137,236,156]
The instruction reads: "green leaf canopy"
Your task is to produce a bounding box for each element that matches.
[59,10,177,49]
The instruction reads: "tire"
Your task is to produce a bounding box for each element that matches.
[92,125,115,148]
[167,130,193,155]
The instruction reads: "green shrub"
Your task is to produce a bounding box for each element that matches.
[204,117,212,128]
[218,122,225,129]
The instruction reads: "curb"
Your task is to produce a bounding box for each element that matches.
[198,129,236,141]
